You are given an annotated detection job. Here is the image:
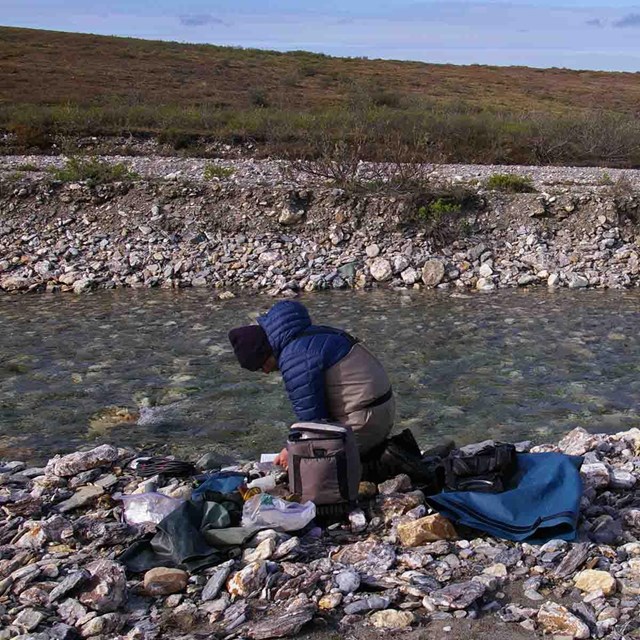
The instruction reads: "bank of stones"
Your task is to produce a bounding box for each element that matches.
[0,426,640,639]
[0,159,639,295]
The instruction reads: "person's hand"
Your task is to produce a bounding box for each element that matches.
[274,447,289,470]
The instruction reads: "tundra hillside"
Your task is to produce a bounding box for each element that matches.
[1,27,640,166]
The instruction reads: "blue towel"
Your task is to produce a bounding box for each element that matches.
[427,453,583,544]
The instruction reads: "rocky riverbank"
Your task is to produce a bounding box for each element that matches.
[0,157,639,295]
[1,427,639,640]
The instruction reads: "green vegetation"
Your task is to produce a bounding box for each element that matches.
[2,27,640,166]
[49,157,138,185]
[598,171,614,186]
[203,163,234,180]
[418,198,463,218]
[15,162,40,172]
[486,173,536,193]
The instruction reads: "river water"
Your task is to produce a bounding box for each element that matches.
[1,289,639,464]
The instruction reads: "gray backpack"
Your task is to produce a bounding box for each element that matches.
[287,422,361,506]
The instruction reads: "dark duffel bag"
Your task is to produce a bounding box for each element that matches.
[443,441,517,493]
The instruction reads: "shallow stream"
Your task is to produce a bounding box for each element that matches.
[1,289,639,464]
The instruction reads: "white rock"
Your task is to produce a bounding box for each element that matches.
[370,258,393,282]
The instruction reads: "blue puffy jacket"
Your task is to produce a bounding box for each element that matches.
[258,301,353,421]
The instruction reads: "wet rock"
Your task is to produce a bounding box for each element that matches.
[46,444,119,477]
[422,260,445,287]
[378,474,412,495]
[370,609,415,629]
[227,561,267,597]
[537,601,591,638]
[336,569,361,594]
[78,559,127,613]
[573,570,616,595]
[249,603,316,639]
[430,580,486,610]
[202,563,232,602]
[144,568,189,595]
[559,428,599,456]
[397,514,457,547]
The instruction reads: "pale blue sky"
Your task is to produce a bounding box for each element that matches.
[3,1,640,71]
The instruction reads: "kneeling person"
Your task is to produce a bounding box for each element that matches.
[229,300,395,467]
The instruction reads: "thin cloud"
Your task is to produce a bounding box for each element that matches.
[586,18,603,28]
[613,13,640,28]
[179,14,226,27]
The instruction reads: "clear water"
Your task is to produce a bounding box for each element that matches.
[1,289,639,464]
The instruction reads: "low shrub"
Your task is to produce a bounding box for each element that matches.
[486,173,536,193]
[8,123,51,150]
[158,128,199,150]
[15,163,41,172]
[49,157,138,185]
[203,163,234,180]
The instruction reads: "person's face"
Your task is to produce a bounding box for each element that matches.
[261,354,278,374]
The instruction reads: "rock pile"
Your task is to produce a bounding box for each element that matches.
[0,160,639,295]
[1,426,640,638]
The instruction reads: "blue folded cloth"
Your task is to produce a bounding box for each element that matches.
[192,472,246,498]
[427,453,583,543]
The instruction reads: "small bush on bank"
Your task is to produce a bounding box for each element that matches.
[249,89,270,108]
[409,184,480,245]
[203,163,234,180]
[8,123,51,150]
[158,128,199,150]
[486,173,536,193]
[15,163,41,172]
[49,157,138,185]
[599,171,614,186]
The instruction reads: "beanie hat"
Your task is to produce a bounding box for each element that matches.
[228,325,273,371]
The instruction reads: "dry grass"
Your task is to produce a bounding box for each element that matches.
[1,26,640,166]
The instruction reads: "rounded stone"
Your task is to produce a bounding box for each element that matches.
[422,260,445,287]
[144,568,189,596]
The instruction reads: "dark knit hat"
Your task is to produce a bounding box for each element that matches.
[228,325,273,371]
